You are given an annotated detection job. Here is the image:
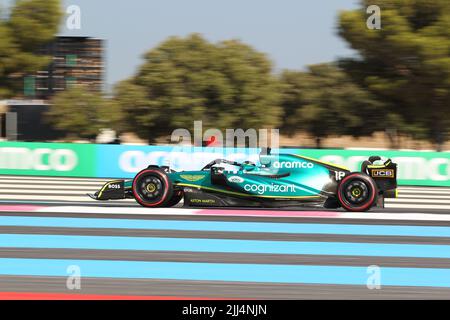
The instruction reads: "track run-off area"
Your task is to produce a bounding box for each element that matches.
[1,176,450,299]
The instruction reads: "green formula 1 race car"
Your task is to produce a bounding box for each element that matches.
[88,149,398,212]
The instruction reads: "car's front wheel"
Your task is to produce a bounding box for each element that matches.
[337,173,377,212]
[132,168,173,207]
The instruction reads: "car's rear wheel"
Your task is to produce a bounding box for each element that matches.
[337,173,377,212]
[132,169,173,207]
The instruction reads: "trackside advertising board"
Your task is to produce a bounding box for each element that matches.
[96,145,264,178]
[1,142,450,186]
[292,149,450,187]
[0,142,96,177]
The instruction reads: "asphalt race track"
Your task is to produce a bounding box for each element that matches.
[1,176,450,299]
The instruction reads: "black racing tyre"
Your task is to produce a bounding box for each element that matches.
[166,190,183,207]
[132,168,173,207]
[337,173,377,212]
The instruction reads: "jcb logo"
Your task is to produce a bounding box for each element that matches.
[372,169,394,178]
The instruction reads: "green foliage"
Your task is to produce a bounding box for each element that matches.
[0,0,62,98]
[46,86,120,140]
[280,63,385,147]
[338,0,450,149]
[114,79,160,140]
[115,34,282,142]
[9,0,62,50]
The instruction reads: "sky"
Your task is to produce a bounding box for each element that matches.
[2,0,361,88]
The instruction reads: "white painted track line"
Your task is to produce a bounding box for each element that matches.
[399,190,450,194]
[341,212,450,221]
[0,180,107,186]
[0,184,99,190]
[0,194,97,201]
[0,176,110,182]
[36,206,194,215]
[0,190,101,195]
[386,199,450,204]
[28,206,450,222]
[384,203,450,210]
[399,188,450,193]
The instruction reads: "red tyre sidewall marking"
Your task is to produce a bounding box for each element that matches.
[132,170,170,207]
[337,174,376,211]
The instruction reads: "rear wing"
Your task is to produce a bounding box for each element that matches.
[362,156,397,193]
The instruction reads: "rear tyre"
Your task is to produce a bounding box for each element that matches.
[132,169,173,207]
[337,173,377,212]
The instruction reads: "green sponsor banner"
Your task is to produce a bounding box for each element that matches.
[0,141,449,186]
[293,149,450,187]
[0,142,96,177]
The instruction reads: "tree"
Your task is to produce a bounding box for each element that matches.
[0,0,62,98]
[338,0,450,150]
[114,79,162,140]
[46,86,121,140]
[115,34,282,143]
[280,63,385,148]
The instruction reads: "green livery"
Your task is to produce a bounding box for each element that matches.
[90,149,398,212]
